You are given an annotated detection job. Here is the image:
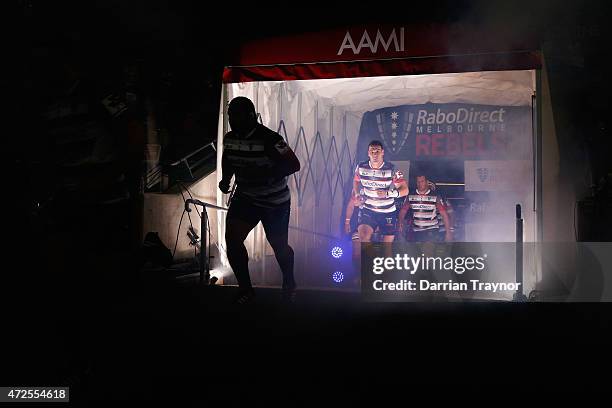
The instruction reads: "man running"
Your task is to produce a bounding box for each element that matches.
[219,97,301,304]
[350,140,408,243]
[398,173,452,242]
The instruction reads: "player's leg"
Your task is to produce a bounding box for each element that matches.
[261,202,295,292]
[225,200,260,292]
[357,209,376,242]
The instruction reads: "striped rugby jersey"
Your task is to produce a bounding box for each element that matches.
[436,196,453,233]
[354,161,405,213]
[223,124,291,208]
[403,189,447,231]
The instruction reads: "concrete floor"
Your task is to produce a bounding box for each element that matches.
[5,271,612,403]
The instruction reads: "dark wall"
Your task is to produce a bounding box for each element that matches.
[15,0,612,271]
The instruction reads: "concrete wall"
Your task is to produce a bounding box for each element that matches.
[143,171,220,262]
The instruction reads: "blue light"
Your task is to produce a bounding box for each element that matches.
[332,271,344,283]
[331,246,343,259]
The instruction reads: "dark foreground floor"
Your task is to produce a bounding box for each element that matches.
[4,269,612,404]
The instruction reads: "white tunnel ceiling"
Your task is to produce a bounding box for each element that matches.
[275,70,535,116]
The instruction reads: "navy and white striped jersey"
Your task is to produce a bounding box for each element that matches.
[403,189,447,231]
[436,196,454,233]
[354,161,405,213]
[223,124,291,208]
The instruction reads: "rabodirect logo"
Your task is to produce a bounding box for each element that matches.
[416,108,506,125]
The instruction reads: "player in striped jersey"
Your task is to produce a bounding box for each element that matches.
[351,140,408,243]
[219,97,301,303]
[426,181,456,242]
[398,173,452,242]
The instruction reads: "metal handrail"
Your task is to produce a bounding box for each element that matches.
[143,142,217,191]
[169,142,216,167]
[184,198,228,284]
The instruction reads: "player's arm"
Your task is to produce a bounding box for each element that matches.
[389,170,408,198]
[352,167,363,205]
[396,179,408,197]
[446,201,455,232]
[344,197,355,234]
[437,197,452,241]
[397,197,409,232]
[219,137,235,193]
[266,135,301,178]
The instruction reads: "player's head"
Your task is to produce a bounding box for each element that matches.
[228,97,257,135]
[414,173,429,192]
[367,140,384,164]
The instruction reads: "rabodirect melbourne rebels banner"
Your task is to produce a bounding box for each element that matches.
[357,103,532,162]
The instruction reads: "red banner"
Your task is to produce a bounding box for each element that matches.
[223,23,541,83]
[223,51,541,83]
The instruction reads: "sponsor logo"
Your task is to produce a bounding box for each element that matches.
[477,168,489,182]
[338,28,405,55]
[409,195,437,202]
[475,167,514,184]
[470,202,492,215]
[359,168,393,178]
[416,108,506,125]
[224,142,265,152]
[376,111,413,154]
[274,139,290,155]
[362,180,391,189]
[410,203,436,210]
[465,160,530,192]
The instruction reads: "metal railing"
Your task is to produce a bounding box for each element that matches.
[144,142,217,192]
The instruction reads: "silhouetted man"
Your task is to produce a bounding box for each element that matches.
[219,97,301,304]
